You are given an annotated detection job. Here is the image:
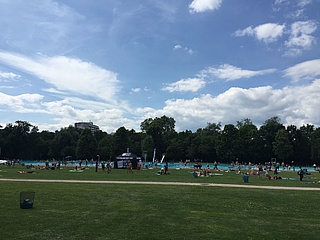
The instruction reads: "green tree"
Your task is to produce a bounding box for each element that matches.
[273,129,294,162]
[176,130,195,161]
[166,138,183,162]
[216,124,239,162]
[287,125,311,165]
[127,129,143,156]
[193,123,221,162]
[76,129,97,159]
[141,135,154,162]
[259,116,284,162]
[94,130,108,144]
[1,121,33,159]
[0,123,15,158]
[97,134,114,161]
[26,126,51,160]
[37,130,55,160]
[311,128,320,163]
[140,115,176,158]
[49,126,80,159]
[236,118,253,129]
[113,127,130,155]
[237,119,260,163]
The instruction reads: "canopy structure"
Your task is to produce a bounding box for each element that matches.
[0,160,8,164]
[114,148,141,169]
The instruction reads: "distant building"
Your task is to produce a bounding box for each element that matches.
[75,121,99,133]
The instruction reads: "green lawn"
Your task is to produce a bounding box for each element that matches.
[1,165,320,239]
[1,164,320,187]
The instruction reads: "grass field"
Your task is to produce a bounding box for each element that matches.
[1,165,320,239]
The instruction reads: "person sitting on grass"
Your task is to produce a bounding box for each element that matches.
[203,168,207,177]
[193,169,199,178]
[264,168,271,180]
[158,168,164,175]
[273,175,282,180]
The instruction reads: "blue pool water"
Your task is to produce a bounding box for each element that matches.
[20,160,97,167]
[16,160,317,172]
[145,162,316,172]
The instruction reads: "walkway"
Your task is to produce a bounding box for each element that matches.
[1,178,320,191]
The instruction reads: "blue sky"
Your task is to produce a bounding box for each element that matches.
[0,0,320,133]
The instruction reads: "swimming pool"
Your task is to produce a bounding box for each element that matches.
[16,160,317,172]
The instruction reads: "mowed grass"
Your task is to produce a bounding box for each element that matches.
[1,164,320,187]
[1,165,320,239]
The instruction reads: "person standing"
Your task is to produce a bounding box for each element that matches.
[298,167,304,181]
[127,161,133,174]
[164,162,169,174]
[107,161,112,173]
[136,162,141,173]
[45,159,49,170]
[213,161,218,170]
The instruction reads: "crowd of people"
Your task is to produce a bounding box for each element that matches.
[3,158,319,183]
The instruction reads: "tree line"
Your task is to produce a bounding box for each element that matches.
[0,116,320,166]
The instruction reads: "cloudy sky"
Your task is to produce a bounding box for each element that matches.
[0,0,320,133]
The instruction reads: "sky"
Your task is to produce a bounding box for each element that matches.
[0,0,320,133]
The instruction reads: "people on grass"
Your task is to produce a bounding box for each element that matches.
[12,159,314,183]
[157,162,170,175]
[107,161,112,173]
[213,161,218,170]
[193,166,214,177]
[164,162,170,174]
[298,167,304,181]
[264,168,271,180]
[45,159,49,169]
[127,161,133,174]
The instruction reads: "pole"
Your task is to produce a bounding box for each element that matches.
[96,155,100,172]
[152,148,156,163]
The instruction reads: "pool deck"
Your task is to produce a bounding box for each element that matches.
[1,178,320,191]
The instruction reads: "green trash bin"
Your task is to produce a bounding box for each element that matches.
[20,191,35,209]
[243,175,249,183]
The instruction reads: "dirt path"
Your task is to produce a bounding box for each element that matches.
[1,178,320,191]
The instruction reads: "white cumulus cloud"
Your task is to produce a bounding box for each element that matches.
[173,44,194,55]
[0,71,21,80]
[297,0,313,8]
[141,79,320,132]
[283,59,320,82]
[200,64,276,81]
[235,23,285,43]
[162,78,206,92]
[285,20,317,56]
[189,0,222,13]
[0,51,121,102]
[131,88,141,93]
[0,92,45,113]
[173,45,182,50]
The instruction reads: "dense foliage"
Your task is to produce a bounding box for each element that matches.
[0,116,320,165]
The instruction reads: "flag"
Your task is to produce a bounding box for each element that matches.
[152,148,156,163]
